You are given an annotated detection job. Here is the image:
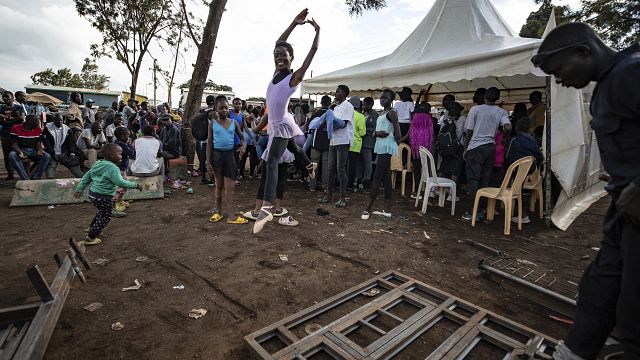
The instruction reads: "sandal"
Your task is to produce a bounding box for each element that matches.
[209,213,224,223]
[252,206,274,234]
[361,211,370,220]
[278,216,299,226]
[227,216,248,224]
[242,210,259,221]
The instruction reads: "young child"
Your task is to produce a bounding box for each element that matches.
[74,143,142,245]
[205,96,248,224]
[361,89,402,220]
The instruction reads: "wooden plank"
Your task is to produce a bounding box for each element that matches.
[0,321,29,360]
[25,266,53,303]
[14,255,77,360]
[10,176,164,207]
[0,304,39,327]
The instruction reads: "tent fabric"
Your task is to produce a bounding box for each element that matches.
[302,0,606,230]
[302,0,543,96]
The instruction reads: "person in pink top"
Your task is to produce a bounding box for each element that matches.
[252,8,320,234]
[489,129,506,188]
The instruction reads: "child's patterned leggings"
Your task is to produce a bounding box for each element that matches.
[88,193,113,239]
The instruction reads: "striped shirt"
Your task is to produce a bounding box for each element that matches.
[10,123,42,149]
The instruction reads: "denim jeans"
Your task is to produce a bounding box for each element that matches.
[256,134,269,160]
[8,148,51,180]
[327,144,349,198]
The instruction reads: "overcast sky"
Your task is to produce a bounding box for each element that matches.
[0,0,580,106]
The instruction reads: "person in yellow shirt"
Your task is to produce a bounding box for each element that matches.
[348,96,366,191]
[527,91,545,140]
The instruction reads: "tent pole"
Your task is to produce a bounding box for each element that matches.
[544,76,552,228]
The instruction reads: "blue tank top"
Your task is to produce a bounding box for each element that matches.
[374,110,398,156]
[212,119,236,151]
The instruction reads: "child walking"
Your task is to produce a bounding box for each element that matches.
[74,143,142,245]
[361,89,402,220]
[206,96,248,224]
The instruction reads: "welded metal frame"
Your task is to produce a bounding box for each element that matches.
[245,271,557,360]
[0,238,90,360]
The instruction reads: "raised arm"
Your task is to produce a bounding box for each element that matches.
[253,113,269,133]
[206,121,213,177]
[291,18,320,87]
[277,9,308,44]
[388,110,402,143]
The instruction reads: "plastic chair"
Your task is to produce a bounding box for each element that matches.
[390,143,413,196]
[524,166,544,219]
[472,156,534,235]
[414,146,456,215]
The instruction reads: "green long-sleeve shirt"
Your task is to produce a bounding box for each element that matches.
[76,160,138,196]
[349,111,367,153]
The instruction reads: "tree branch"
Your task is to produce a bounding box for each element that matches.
[181,0,201,47]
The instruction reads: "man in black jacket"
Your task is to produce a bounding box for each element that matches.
[43,113,83,178]
[532,22,640,360]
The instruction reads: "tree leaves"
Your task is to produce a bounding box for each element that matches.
[30,58,110,90]
[579,0,640,50]
[345,0,387,16]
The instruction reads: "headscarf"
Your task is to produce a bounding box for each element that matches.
[409,112,434,158]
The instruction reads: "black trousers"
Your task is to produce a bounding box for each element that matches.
[369,154,393,201]
[465,143,496,211]
[240,144,258,177]
[1,135,13,177]
[565,199,640,359]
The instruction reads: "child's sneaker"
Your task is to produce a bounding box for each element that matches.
[115,201,127,212]
[111,210,127,218]
[82,236,102,246]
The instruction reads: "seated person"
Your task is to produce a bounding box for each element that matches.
[505,117,544,224]
[158,114,182,176]
[129,125,162,177]
[158,114,181,159]
[8,114,51,180]
[76,122,106,168]
[114,127,135,172]
[43,113,84,178]
[105,113,125,143]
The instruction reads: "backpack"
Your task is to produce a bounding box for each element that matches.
[437,121,460,157]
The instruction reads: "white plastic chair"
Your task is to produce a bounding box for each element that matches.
[414,146,457,215]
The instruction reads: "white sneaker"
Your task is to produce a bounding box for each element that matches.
[446,194,459,202]
[361,211,370,220]
[511,216,531,224]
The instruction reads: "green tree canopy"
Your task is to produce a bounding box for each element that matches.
[579,0,640,49]
[30,58,110,90]
[519,0,576,39]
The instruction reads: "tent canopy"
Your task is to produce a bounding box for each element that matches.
[302,0,544,101]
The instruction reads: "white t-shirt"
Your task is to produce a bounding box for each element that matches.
[465,105,509,151]
[330,100,354,146]
[130,136,161,174]
[76,128,106,151]
[394,101,414,124]
[105,124,124,139]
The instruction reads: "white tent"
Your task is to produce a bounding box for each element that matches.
[302,0,606,230]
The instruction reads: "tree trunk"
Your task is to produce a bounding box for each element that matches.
[130,72,138,99]
[183,0,227,125]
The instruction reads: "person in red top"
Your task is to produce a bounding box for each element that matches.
[0,91,26,179]
[8,114,50,180]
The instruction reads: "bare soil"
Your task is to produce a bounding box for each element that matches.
[0,170,608,359]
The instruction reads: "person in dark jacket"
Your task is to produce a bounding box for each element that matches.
[159,114,182,159]
[191,111,210,184]
[505,117,543,171]
[504,117,543,224]
[43,113,84,178]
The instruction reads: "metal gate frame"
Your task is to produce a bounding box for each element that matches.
[245,271,557,360]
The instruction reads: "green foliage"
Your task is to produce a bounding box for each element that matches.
[519,0,576,39]
[178,79,232,92]
[247,97,266,102]
[30,58,110,90]
[75,0,183,96]
[345,0,387,16]
[579,0,640,49]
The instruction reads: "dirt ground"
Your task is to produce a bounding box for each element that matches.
[0,167,608,360]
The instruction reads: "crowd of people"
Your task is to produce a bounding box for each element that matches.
[0,7,638,357]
